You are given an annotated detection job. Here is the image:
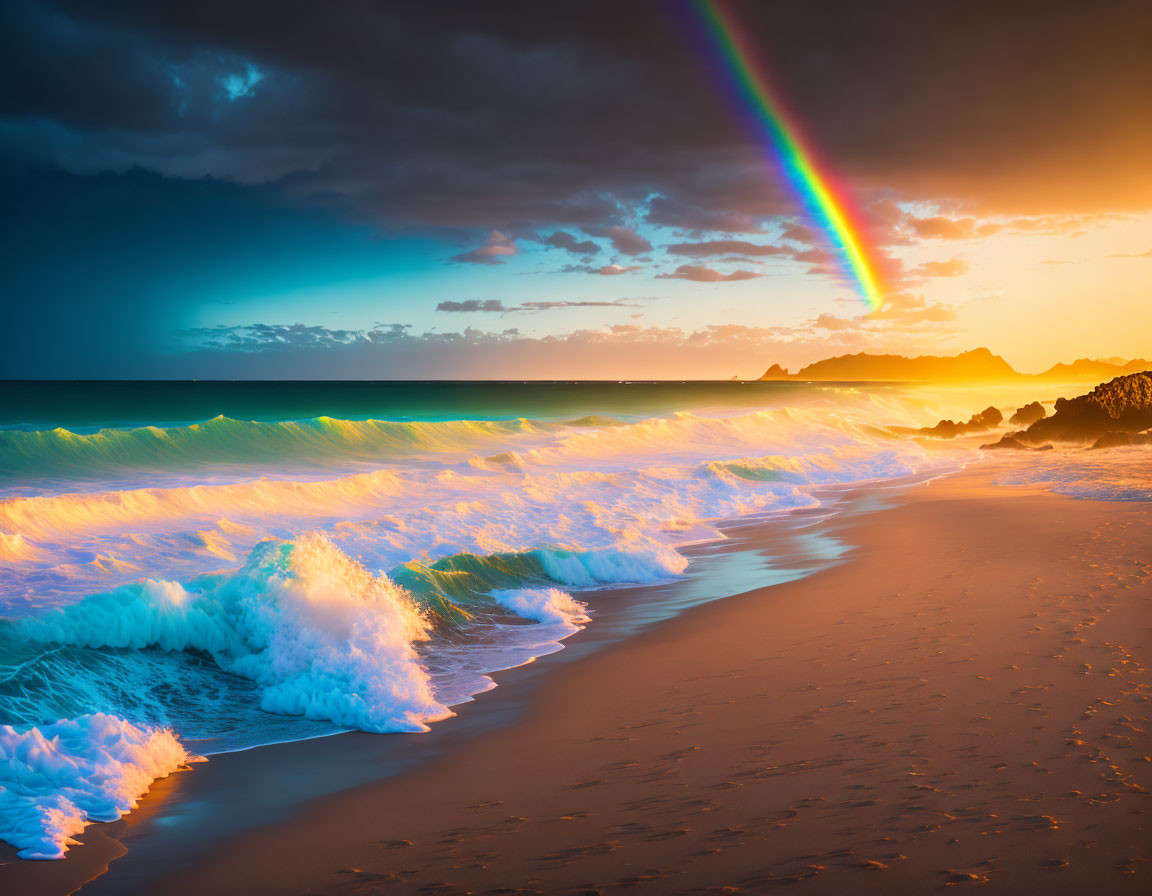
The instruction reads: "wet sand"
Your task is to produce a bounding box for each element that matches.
[6,465,1151,894]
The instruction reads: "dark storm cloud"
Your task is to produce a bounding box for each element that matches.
[544,231,601,255]
[666,240,792,258]
[6,0,1150,242]
[583,225,653,255]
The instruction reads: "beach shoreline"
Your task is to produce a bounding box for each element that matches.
[4,462,1150,894]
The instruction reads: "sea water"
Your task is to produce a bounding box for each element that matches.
[0,380,982,858]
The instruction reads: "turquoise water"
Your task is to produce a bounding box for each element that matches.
[0,379,891,430]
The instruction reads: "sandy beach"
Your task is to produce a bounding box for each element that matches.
[5,461,1148,895]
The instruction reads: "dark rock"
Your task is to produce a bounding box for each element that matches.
[972,406,1004,428]
[920,405,1003,439]
[981,434,1029,450]
[923,419,962,438]
[1090,430,1152,449]
[1021,372,1152,443]
[1009,401,1046,426]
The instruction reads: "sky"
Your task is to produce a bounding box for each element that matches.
[1,0,1150,379]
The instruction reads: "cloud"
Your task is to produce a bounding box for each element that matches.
[906,216,979,239]
[665,240,791,258]
[900,213,1088,243]
[791,247,838,265]
[450,230,518,264]
[436,299,509,312]
[583,225,652,255]
[662,239,848,277]
[437,298,643,313]
[518,298,643,310]
[780,222,815,243]
[1108,247,1152,258]
[813,292,958,334]
[644,198,766,234]
[558,262,642,275]
[913,257,969,277]
[813,313,856,331]
[544,230,600,255]
[658,265,762,283]
[172,315,967,380]
[219,64,264,101]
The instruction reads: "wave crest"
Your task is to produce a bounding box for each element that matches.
[0,415,550,484]
[21,534,450,735]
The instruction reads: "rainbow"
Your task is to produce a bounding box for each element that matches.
[687,0,885,309]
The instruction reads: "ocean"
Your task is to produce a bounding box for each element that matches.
[0,378,1102,859]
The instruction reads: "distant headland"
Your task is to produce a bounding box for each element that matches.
[758,348,1149,384]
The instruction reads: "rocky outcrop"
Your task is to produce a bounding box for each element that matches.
[1020,372,1152,443]
[920,406,1003,439]
[1009,401,1046,426]
[981,433,1052,451]
[756,351,1148,385]
[1090,430,1152,450]
[981,434,1028,450]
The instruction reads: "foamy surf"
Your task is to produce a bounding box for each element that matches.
[0,714,195,860]
[1,535,598,857]
[990,445,1152,502]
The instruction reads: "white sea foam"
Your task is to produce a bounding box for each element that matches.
[0,531,40,563]
[0,714,193,859]
[991,446,1152,502]
[492,587,590,629]
[0,408,962,616]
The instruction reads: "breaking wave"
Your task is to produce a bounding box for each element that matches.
[0,714,194,860]
[18,534,450,735]
[0,415,554,490]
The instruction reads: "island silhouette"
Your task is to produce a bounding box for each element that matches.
[758,348,1149,383]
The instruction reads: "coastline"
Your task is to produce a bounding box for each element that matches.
[4,462,1151,894]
